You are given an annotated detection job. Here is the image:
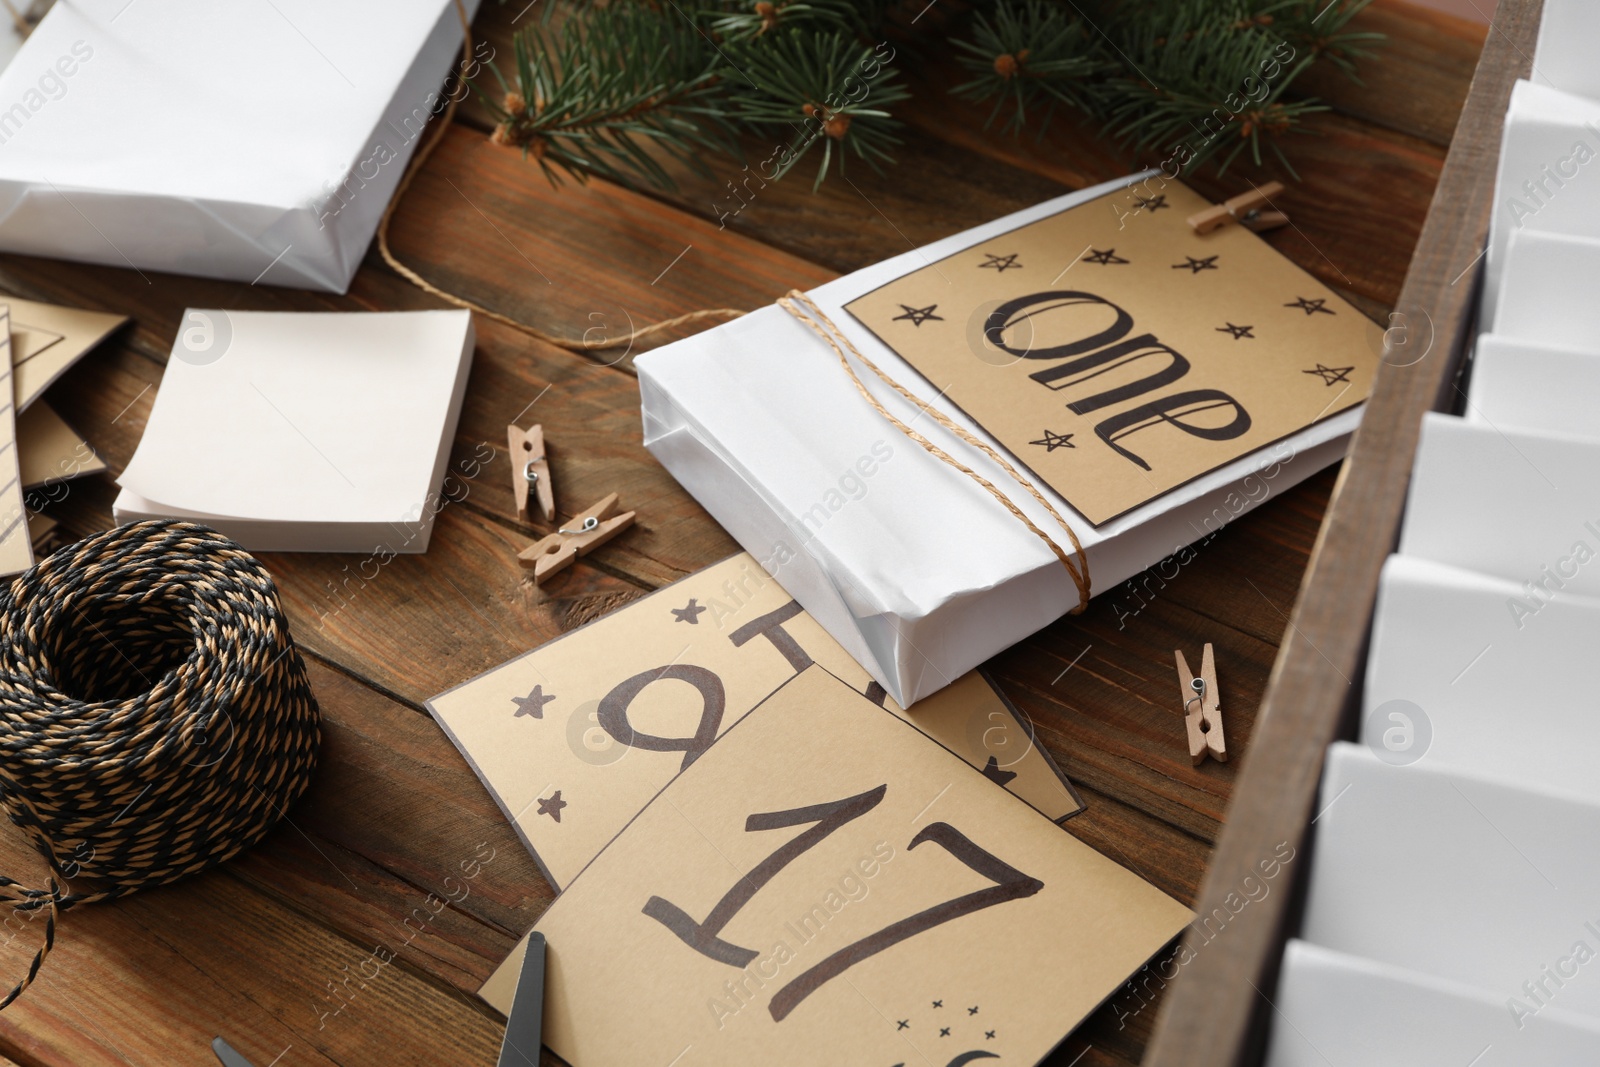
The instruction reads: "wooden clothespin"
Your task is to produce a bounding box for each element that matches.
[1187,182,1289,235]
[508,423,555,524]
[1174,643,1227,765]
[519,494,635,584]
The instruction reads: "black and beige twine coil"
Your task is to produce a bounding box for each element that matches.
[0,521,320,1006]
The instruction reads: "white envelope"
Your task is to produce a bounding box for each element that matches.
[115,309,474,552]
[1366,554,1600,801]
[1467,334,1600,438]
[1266,939,1600,1067]
[1533,0,1600,104]
[0,0,480,292]
[1401,413,1600,599]
[1481,80,1600,331]
[639,172,1363,705]
[1301,743,1600,1021]
[1493,229,1600,352]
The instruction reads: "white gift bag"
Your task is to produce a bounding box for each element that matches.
[1481,81,1600,330]
[0,0,482,292]
[1300,744,1600,1022]
[640,173,1371,704]
[1266,940,1600,1067]
[1366,554,1600,802]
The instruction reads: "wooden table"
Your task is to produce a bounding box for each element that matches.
[0,4,1485,1065]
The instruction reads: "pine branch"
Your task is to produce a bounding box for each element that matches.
[951,0,1112,135]
[479,5,730,188]
[1270,0,1384,81]
[478,0,1388,192]
[706,0,889,42]
[720,30,910,189]
[1095,3,1327,176]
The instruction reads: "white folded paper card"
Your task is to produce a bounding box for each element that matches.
[1366,554,1600,801]
[1480,80,1600,330]
[0,0,481,292]
[1401,413,1600,600]
[115,309,474,552]
[640,172,1376,704]
[1301,743,1600,1022]
[1492,229,1600,352]
[1265,939,1600,1067]
[1467,333,1600,438]
[1532,0,1600,104]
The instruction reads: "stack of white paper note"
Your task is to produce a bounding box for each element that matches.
[115,310,474,552]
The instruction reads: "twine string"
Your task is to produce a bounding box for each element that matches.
[376,0,746,357]
[0,521,321,1008]
[777,290,1091,611]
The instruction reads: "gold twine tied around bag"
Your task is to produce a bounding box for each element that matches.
[777,290,1091,610]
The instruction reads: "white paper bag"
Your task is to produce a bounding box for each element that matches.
[1468,334,1600,438]
[1401,413,1600,600]
[1533,0,1600,104]
[639,173,1364,705]
[1366,554,1600,801]
[0,0,481,292]
[1301,743,1600,1022]
[1481,80,1600,330]
[1266,939,1600,1067]
[1493,229,1600,351]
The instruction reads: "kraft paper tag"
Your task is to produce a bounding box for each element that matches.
[481,667,1191,1066]
[0,306,31,576]
[844,181,1382,525]
[428,553,1082,891]
[7,296,126,412]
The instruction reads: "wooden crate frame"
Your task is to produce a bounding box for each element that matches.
[1143,1,1546,1062]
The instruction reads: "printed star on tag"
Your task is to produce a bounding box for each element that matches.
[671,598,706,624]
[1216,323,1254,340]
[537,790,568,822]
[513,684,556,719]
[1136,194,1169,211]
[893,304,944,326]
[981,757,1018,787]
[1084,248,1129,266]
[1173,255,1219,274]
[979,253,1021,272]
[1304,364,1354,386]
[1030,430,1074,452]
[1285,296,1335,316]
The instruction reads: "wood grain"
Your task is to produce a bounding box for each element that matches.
[1143,1,1542,1063]
[0,3,1489,1065]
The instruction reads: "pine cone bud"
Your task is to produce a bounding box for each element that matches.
[824,114,851,139]
[993,48,1030,79]
[755,1,779,31]
[503,91,528,117]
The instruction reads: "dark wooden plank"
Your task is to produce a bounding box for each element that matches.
[0,3,1483,1065]
[1143,1,1543,1063]
[463,0,1464,310]
[1296,0,1488,148]
[0,652,543,1066]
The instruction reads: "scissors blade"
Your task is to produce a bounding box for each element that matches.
[212,1037,256,1067]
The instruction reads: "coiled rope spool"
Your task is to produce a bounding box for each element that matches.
[0,520,321,1006]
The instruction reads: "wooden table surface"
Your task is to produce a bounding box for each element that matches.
[0,4,1485,1065]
